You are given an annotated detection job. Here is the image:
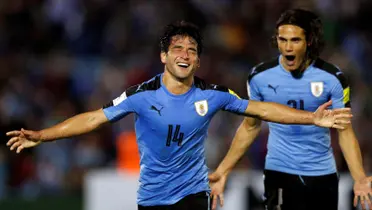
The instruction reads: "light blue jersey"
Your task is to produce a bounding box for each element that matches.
[248,56,350,176]
[103,74,248,206]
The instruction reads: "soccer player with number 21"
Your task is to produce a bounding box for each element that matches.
[208,9,372,210]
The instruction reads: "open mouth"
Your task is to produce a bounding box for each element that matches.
[284,55,296,67]
[177,63,190,68]
[285,55,296,61]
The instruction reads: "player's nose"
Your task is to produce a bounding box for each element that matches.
[285,42,293,52]
[179,50,190,59]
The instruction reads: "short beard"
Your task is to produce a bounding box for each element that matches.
[165,65,193,82]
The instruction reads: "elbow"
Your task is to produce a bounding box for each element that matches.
[242,118,262,133]
[250,124,262,135]
[255,125,262,133]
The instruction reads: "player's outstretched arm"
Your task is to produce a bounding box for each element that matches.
[244,100,352,129]
[209,117,261,210]
[212,117,261,176]
[337,125,372,209]
[338,124,365,181]
[6,109,109,153]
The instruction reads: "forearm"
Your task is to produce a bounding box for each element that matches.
[39,109,108,142]
[245,101,314,125]
[216,118,261,175]
[338,126,366,181]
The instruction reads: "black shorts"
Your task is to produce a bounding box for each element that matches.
[263,170,339,210]
[138,191,210,210]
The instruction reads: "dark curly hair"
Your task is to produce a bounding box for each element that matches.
[159,20,203,57]
[272,9,325,61]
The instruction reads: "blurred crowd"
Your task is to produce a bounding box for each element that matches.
[0,0,372,200]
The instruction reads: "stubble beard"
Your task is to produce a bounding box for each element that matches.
[166,65,195,82]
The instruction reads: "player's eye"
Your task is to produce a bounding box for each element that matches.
[188,49,197,55]
[278,37,287,43]
[172,46,182,51]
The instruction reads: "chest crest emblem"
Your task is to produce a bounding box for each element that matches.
[311,82,324,97]
[194,100,208,116]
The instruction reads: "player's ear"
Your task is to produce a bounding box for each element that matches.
[160,52,167,64]
[196,57,200,68]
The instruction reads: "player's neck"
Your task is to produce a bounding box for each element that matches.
[162,70,193,95]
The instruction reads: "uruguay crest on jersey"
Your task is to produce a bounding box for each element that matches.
[194,100,208,116]
[311,82,323,97]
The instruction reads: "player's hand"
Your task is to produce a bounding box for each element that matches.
[353,176,372,210]
[6,128,42,153]
[313,100,352,129]
[209,171,227,210]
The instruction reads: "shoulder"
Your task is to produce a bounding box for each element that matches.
[193,76,240,98]
[313,58,349,88]
[125,74,162,97]
[248,57,279,82]
[194,76,229,92]
[103,75,161,108]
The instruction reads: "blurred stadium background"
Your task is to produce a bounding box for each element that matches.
[0,0,371,209]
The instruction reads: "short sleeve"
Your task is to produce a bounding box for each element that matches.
[330,72,351,108]
[215,88,249,114]
[102,85,142,122]
[247,72,263,101]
